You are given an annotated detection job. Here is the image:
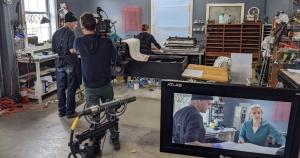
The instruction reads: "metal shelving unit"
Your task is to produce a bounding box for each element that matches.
[17,48,57,104]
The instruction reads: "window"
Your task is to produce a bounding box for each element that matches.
[24,0,51,43]
[151,0,193,46]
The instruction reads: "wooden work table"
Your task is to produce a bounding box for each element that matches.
[278,69,300,89]
[182,64,229,83]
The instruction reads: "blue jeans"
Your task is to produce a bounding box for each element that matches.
[56,65,78,115]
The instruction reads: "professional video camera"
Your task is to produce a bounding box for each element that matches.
[95,7,112,35]
[68,96,136,158]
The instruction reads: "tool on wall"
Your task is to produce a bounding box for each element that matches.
[3,0,13,5]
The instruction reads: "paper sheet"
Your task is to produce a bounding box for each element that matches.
[287,69,300,74]
[230,53,252,84]
[122,38,149,62]
[182,69,203,78]
[220,142,279,155]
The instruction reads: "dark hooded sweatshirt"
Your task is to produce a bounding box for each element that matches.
[74,34,117,88]
[135,32,161,54]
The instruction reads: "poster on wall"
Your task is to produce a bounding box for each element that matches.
[206,3,245,24]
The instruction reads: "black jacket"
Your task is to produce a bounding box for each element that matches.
[136,32,161,54]
[52,27,82,86]
[52,27,78,68]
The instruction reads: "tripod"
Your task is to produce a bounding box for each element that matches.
[258,48,271,86]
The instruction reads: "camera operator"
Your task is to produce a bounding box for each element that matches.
[74,12,120,150]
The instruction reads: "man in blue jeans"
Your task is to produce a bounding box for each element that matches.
[74,12,119,151]
[52,12,81,119]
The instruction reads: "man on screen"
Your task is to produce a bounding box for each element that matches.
[172,95,221,148]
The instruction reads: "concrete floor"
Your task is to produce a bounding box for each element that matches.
[0,84,195,158]
[0,84,299,158]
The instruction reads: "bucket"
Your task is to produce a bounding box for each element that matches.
[20,89,27,97]
[20,89,29,104]
[133,82,139,90]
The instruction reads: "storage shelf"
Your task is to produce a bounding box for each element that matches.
[224,31,241,33]
[224,39,241,42]
[17,55,57,104]
[224,44,240,45]
[208,36,224,38]
[207,42,223,45]
[27,83,57,99]
[207,39,223,41]
[207,46,224,49]
[243,31,260,34]
[243,36,260,38]
[224,47,240,48]
[205,23,262,65]
[242,39,259,42]
[224,36,241,37]
[243,28,261,30]
[242,47,260,49]
[224,29,241,31]
[207,31,224,34]
[242,44,260,46]
[19,68,56,83]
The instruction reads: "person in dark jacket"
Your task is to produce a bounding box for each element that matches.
[74,12,120,151]
[172,95,222,148]
[52,12,80,119]
[135,24,161,55]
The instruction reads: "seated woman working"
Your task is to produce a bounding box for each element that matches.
[238,104,285,147]
[135,24,161,55]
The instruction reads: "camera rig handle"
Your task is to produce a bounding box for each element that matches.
[68,96,136,158]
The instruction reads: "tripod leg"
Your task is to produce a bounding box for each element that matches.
[259,57,266,86]
[261,57,269,85]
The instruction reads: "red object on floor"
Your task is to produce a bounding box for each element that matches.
[122,6,141,32]
[21,96,29,104]
[0,97,19,115]
[0,97,16,108]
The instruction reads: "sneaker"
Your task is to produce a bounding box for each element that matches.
[67,112,78,119]
[59,112,66,117]
[110,138,120,151]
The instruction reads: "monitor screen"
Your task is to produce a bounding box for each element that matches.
[160,81,300,158]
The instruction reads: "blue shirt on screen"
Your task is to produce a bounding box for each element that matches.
[239,119,285,146]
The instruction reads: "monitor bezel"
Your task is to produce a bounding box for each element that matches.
[160,80,300,158]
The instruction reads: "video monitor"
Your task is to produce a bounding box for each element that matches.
[160,80,300,158]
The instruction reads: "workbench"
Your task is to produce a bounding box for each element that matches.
[152,49,204,64]
[182,64,229,83]
[278,69,300,89]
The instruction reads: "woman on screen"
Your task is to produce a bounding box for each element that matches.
[238,104,285,147]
